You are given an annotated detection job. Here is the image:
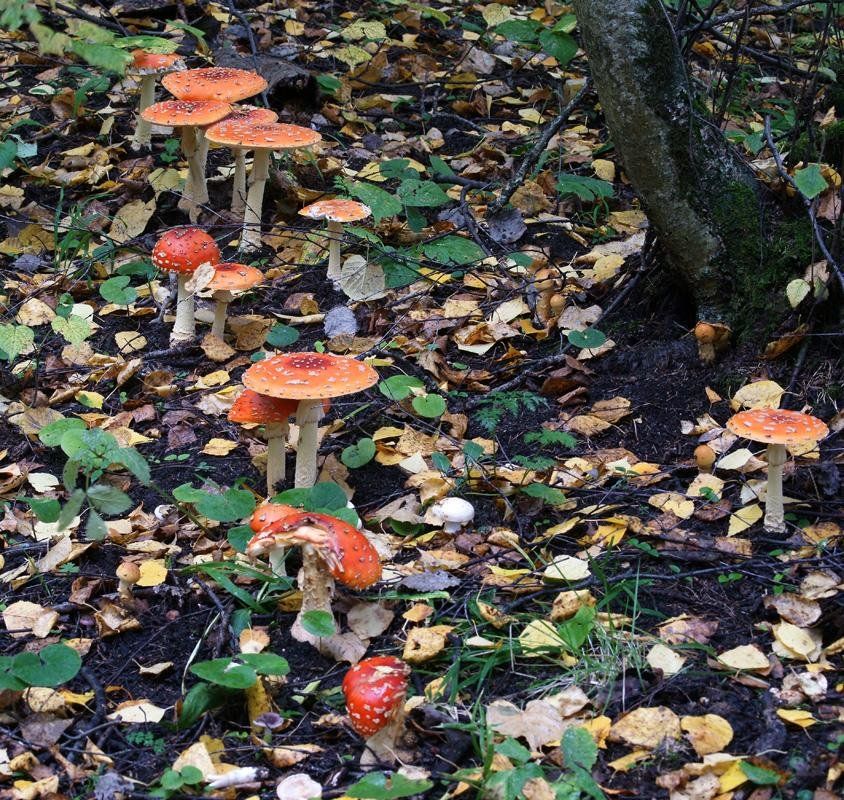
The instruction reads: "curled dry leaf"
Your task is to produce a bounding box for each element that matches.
[402,625,454,664]
[486,698,566,750]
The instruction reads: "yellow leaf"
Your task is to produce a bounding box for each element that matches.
[775,708,816,728]
[718,761,750,793]
[592,159,615,182]
[716,644,770,672]
[648,492,695,519]
[402,625,453,664]
[136,559,167,587]
[730,380,784,410]
[115,331,147,353]
[609,706,681,749]
[76,390,104,409]
[202,438,239,456]
[543,554,591,582]
[607,748,651,771]
[108,199,156,244]
[728,503,763,535]
[681,714,734,756]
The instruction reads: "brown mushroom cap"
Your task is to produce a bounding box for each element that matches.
[726,408,829,445]
[116,561,141,584]
[204,121,322,151]
[228,389,298,425]
[151,227,221,275]
[141,99,231,128]
[162,67,268,103]
[131,50,182,72]
[208,262,264,292]
[299,199,372,223]
[242,352,378,400]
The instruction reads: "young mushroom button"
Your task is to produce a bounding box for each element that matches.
[151,227,220,344]
[726,408,828,534]
[342,656,410,765]
[242,352,378,488]
[299,199,372,283]
[206,262,263,339]
[429,497,475,534]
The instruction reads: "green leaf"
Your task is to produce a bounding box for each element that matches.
[341,437,376,469]
[11,644,81,687]
[557,173,614,202]
[190,658,257,689]
[344,181,402,222]
[38,418,86,448]
[495,19,541,44]
[27,497,60,523]
[0,140,18,170]
[429,155,456,179]
[85,510,108,541]
[397,179,450,207]
[70,40,132,74]
[347,772,434,800]
[0,658,27,691]
[423,236,485,265]
[300,610,336,638]
[113,35,179,53]
[179,766,204,785]
[520,483,568,506]
[379,374,425,401]
[227,525,253,554]
[539,30,577,65]
[113,447,151,485]
[412,393,446,418]
[194,487,256,522]
[558,606,596,652]
[793,163,828,199]
[562,726,598,772]
[380,158,417,180]
[99,275,137,305]
[316,73,342,95]
[240,653,290,677]
[306,481,349,511]
[431,452,451,473]
[57,489,86,531]
[30,22,72,56]
[86,484,132,515]
[265,323,300,348]
[553,14,578,33]
[0,323,34,361]
[51,314,92,346]
[739,761,782,786]
[176,682,229,729]
[567,328,606,349]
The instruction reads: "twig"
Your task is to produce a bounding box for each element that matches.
[764,116,844,294]
[487,80,591,215]
[681,0,820,36]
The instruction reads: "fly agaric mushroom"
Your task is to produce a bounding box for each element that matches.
[151,227,221,343]
[694,321,731,364]
[250,501,301,533]
[429,496,475,534]
[141,100,231,221]
[207,106,278,213]
[299,199,372,283]
[726,408,828,533]
[243,502,300,575]
[116,561,141,604]
[204,122,321,251]
[206,262,263,338]
[242,352,378,488]
[247,511,381,649]
[129,50,184,150]
[343,656,410,765]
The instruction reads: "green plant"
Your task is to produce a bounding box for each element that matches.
[125,729,167,755]
[474,391,548,434]
[0,643,82,690]
[150,766,204,799]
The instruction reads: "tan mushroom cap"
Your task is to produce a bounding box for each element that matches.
[204,121,322,151]
[299,199,372,223]
[162,67,268,103]
[141,99,231,127]
[131,50,182,72]
[726,408,829,445]
[228,389,298,425]
[208,262,264,292]
[243,352,378,400]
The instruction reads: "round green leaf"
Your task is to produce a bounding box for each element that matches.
[412,393,446,418]
[190,658,257,689]
[300,610,336,638]
[99,275,137,306]
[11,644,82,687]
[241,653,290,677]
[265,324,300,349]
[38,418,86,447]
[379,374,424,401]
[341,437,376,469]
[195,487,256,522]
[567,328,607,349]
[179,766,205,785]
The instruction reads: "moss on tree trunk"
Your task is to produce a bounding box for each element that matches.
[570,0,810,330]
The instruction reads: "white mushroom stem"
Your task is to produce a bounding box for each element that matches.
[265,420,289,495]
[231,148,247,214]
[268,546,287,578]
[210,290,233,338]
[171,272,196,343]
[291,534,336,653]
[178,125,204,222]
[763,443,787,534]
[196,130,210,205]
[294,399,324,488]
[361,707,406,767]
[132,74,157,149]
[241,147,270,252]
[326,220,344,282]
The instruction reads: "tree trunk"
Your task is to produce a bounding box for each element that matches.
[570,0,769,324]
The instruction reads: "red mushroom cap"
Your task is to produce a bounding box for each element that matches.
[268,511,381,590]
[131,50,182,72]
[228,389,298,425]
[242,352,378,400]
[249,502,302,534]
[151,228,221,274]
[342,656,410,737]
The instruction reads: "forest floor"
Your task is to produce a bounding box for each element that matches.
[0,2,842,800]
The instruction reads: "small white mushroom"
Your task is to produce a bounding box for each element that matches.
[429,497,475,534]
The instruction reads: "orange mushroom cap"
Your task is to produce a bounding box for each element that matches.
[342,656,410,737]
[214,105,278,129]
[228,389,298,426]
[208,262,264,292]
[242,352,378,400]
[299,199,372,223]
[204,121,322,151]
[255,511,381,590]
[151,227,221,275]
[726,408,829,446]
[131,50,182,72]
[162,67,268,103]
[249,502,302,534]
[141,99,231,128]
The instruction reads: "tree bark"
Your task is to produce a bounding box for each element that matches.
[570,0,766,324]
